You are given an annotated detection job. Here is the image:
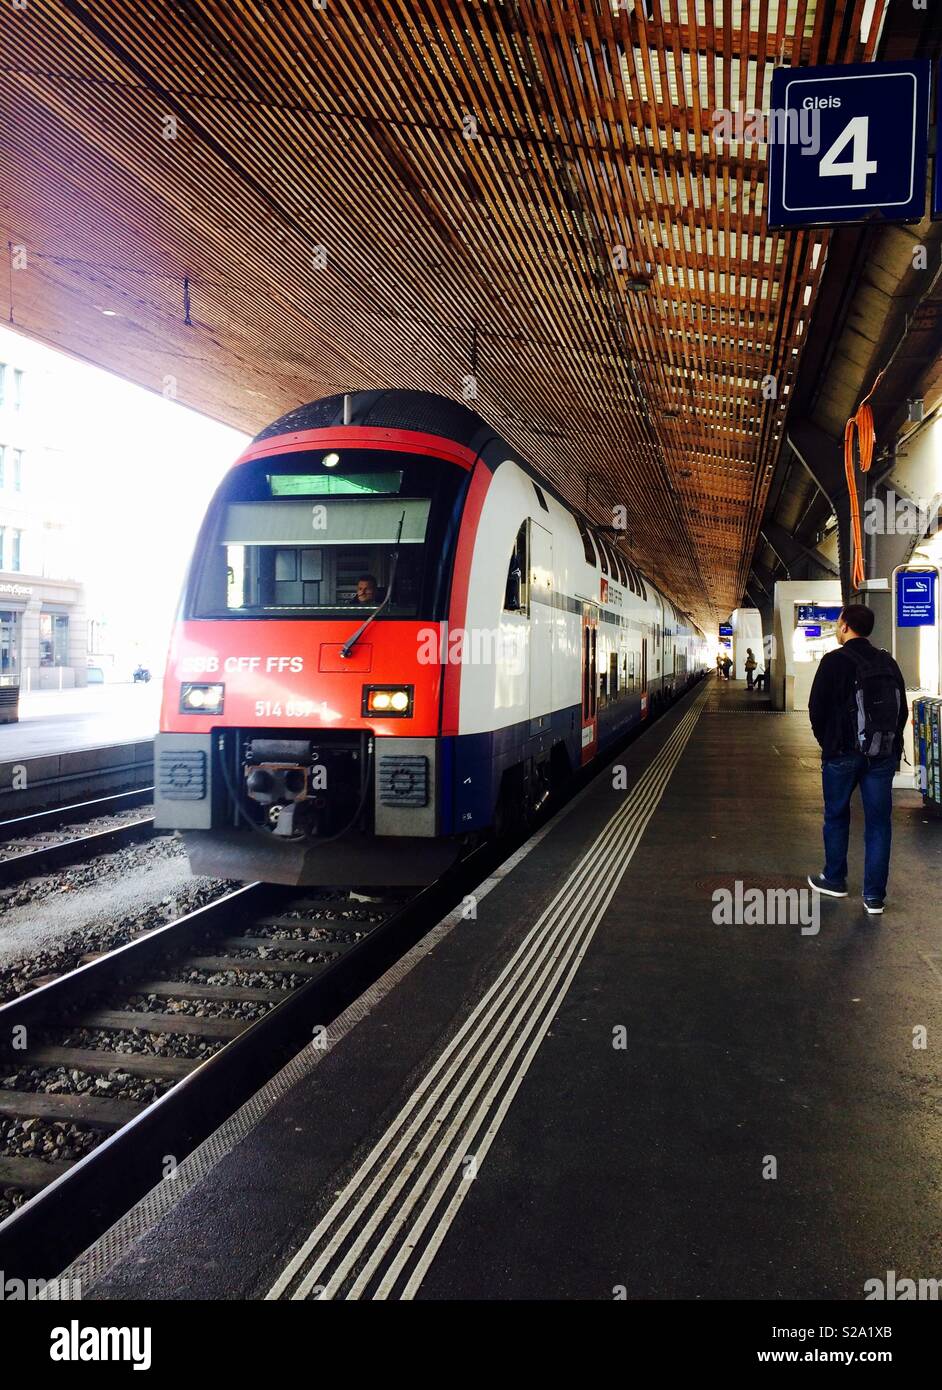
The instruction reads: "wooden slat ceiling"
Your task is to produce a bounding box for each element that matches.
[0,0,883,627]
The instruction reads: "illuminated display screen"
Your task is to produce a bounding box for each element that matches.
[796,604,841,623]
[268,471,403,496]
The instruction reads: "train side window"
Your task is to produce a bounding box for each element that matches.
[503,520,529,614]
[609,651,619,699]
[637,572,647,602]
[576,516,597,567]
[595,533,609,577]
[532,483,549,512]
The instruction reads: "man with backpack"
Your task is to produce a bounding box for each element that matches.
[807,604,908,915]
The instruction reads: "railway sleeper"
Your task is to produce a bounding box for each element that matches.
[131,980,277,1003]
[0,1088,144,1130]
[63,1008,244,1039]
[22,1046,197,1082]
[215,934,350,955]
[178,954,334,976]
[0,1154,75,1193]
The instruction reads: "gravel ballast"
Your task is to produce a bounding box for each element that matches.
[1,1064,172,1104]
[0,832,236,1000]
[123,992,274,1021]
[50,1026,224,1061]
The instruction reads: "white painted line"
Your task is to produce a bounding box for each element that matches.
[268,690,706,1299]
[270,704,699,1299]
[381,741,691,1300]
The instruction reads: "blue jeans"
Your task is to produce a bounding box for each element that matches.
[822,753,896,899]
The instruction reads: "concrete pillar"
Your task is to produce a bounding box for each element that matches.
[730,607,763,682]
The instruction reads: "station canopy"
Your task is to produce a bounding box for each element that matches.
[0,1,882,627]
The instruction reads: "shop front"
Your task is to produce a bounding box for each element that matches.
[0,574,87,691]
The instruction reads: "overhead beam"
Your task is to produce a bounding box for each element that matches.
[761,522,839,578]
[749,561,778,599]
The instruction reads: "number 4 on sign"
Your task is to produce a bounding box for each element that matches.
[819,116,877,190]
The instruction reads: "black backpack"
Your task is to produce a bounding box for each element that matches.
[842,645,900,758]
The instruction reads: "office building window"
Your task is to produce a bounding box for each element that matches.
[12,449,22,491]
[12,369,23,410]
[0,610,19,677]
[11,530,21,572]
[40,612,70,667]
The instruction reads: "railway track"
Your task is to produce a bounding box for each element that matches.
[0,677,708,1283]
[0,789,156,887]
[0,862,483,1282]
[0,786,153,841]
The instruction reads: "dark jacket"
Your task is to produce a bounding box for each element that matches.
[808,638,908,761]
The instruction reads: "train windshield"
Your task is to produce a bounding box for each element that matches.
[189,449,468,621]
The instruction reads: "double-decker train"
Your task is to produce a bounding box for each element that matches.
[156,391,710,885]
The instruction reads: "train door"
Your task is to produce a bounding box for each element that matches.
[641,635,649,717]
[528,521,553,731]
[581,602,598,762]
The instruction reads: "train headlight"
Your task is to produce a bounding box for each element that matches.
[362,685,413,717]
[180,682,225,715]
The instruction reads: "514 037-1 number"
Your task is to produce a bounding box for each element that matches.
[255,700,322,718]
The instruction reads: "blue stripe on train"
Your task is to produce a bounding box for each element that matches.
[441,690,649,833]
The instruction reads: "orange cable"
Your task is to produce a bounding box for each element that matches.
[844,370,884,591]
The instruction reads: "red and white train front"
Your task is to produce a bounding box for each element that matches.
[157,389,710,886]
[155,394,479,886]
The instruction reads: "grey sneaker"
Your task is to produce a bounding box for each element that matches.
[807,873,848,898]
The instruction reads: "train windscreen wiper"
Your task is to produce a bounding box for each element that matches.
[339,512,405,660]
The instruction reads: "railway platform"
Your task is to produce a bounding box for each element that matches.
[76,675,942,1301]
[0,685,160,759]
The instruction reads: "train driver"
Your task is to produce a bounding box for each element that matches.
[355,574,382,604]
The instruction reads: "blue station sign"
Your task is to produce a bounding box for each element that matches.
[796,604,842,623]
[767,61,930,229]
[896,570,937,628]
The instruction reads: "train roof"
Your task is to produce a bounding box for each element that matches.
[252,389,499,456]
